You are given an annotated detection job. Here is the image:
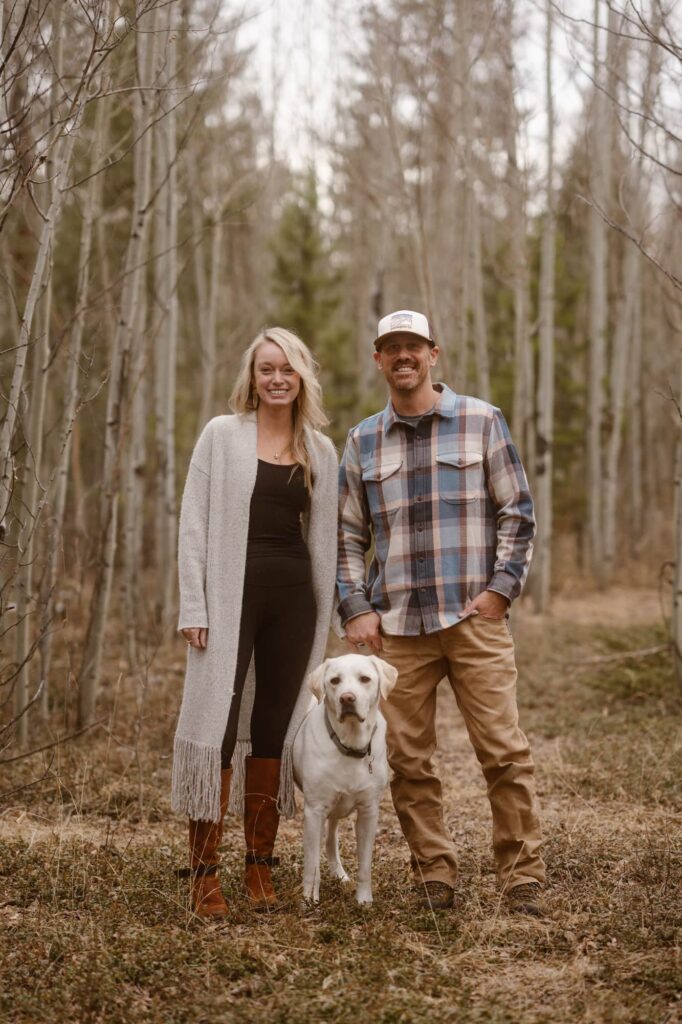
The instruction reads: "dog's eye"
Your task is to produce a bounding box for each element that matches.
[329,676,341,686]
[359,675,371,683]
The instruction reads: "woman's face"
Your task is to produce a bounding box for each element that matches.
[252,340,301,411]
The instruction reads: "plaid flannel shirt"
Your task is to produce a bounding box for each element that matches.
[337,383,535,636]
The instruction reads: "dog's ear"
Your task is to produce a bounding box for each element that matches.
[307,662,327,702]
[371,656,398,700]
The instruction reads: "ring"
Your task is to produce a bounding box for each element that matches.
[186,641,192,647]
[357,642,366,648]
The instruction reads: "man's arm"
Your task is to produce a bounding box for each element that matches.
[337,431,382,650]
[483,408,536,603]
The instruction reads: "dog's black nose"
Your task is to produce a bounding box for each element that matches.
[339,692,356,705]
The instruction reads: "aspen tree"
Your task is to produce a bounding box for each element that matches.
[533,0,556,613]
[667,158,682,687]
[78,9,159,725]
[152,1,178,627]
[12,2,64,735]
[4,69,83,737]
[502,0,533,470]
[470,198,491,402]
[603,15,660,577]
[586,0,610,586]
[196,155,224,431]
[38,93,108,713]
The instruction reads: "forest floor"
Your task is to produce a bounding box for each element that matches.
[0,585,680,1024]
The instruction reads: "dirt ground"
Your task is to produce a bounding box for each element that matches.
[0,586,680,1024]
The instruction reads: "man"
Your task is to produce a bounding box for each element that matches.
[337,309,545,914]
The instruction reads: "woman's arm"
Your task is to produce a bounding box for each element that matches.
[178,425,213,633]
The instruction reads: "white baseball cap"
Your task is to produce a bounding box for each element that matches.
[374,309,435,349]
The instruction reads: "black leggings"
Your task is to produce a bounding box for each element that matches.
[221,581,317,766]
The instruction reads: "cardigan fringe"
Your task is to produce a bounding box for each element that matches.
[171,736,222,822]
[227,738,251,817]
[277,742,297,818]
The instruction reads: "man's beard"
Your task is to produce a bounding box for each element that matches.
[389,363,423,390]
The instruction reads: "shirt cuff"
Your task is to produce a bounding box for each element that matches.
[338,592,375,625]
[487,572,516,603]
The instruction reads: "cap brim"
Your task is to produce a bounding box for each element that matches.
[374,328,435,349]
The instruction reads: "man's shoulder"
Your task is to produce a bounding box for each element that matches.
[449,392,499,419]
[347,408,387,441]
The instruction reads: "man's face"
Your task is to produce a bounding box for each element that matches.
[373,334,439,393]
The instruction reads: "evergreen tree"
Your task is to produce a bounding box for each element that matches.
[268,171,356,445]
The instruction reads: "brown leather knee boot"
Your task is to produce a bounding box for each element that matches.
[185,767,232,919]
[244,756,281,911]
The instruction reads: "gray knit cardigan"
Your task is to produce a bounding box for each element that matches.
[171,412,338,823]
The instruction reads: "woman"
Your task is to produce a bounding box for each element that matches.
[172,328,338,919]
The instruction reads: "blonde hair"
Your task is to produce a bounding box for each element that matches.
[229,327,329,491]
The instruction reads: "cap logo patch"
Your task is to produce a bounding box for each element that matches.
[390,313,413,330]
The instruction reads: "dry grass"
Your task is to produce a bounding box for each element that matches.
[1,588,681,1024]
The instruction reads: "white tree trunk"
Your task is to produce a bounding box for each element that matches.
[38,44,107,718]
[198,159,224,429]
[153,2,178,626]
[674,436,682,687]
[0,125,79,539]
[123,279,149,670]
[471,197,490,402]
[11,1,66,739]
[603,244,638,581]
[628,282,643,549]
[13,286,51,743]
[586,0,610,587]
[503,0,534,471]
[78,12,158,725]
[533,0,556,613]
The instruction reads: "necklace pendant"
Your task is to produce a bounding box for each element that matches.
[273,452,280,461]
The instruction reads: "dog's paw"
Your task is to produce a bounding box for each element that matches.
[355,891,373,905]
[330,867,351,884]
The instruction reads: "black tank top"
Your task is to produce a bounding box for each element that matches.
[244,460,312,585]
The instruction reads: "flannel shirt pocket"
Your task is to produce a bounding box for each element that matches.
[436,450,483,504]
[361,456,403,514]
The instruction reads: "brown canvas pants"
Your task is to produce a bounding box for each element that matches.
[380,614,545,891]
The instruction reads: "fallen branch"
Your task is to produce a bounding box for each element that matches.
[0,755,54,802]
[571,643,669,666]
[0,718,106,765]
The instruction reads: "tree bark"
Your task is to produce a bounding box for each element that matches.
[502,0,534,471]
[674,435,682,687]
[470,197,490,402]
[152,1,178,627]
[586,0,610,587]
[198,155,224,429]
[0,124,79,540]
[78,11,158,725]
[532,0,556,613]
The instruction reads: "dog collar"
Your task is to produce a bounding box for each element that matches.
[324,704,378,767]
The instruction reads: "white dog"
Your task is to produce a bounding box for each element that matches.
[292,653,398,905]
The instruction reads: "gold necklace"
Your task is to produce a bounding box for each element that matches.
[272,443,291,462]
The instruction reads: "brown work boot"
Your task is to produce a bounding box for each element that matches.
[183,767,232,920]
[413,880,455,911]
[244,756,281,911]
[506,882,544,917]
